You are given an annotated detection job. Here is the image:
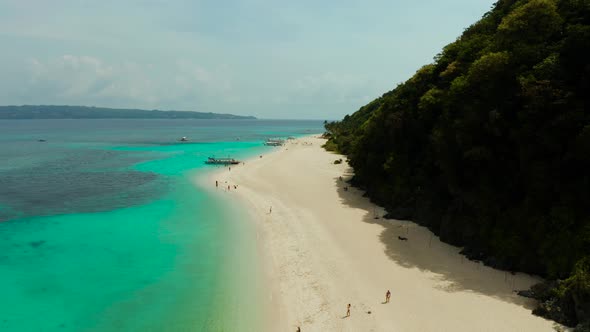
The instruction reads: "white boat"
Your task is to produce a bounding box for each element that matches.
[264,138,285,146]
[205,157,240,165]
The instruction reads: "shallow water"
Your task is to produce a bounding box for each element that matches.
[0,119,322,331]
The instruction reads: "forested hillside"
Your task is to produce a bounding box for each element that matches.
[324,0,590,327]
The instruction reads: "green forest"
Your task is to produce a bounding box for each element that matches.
[324,0,589,328]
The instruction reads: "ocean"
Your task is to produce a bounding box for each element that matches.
[0,119,324,331]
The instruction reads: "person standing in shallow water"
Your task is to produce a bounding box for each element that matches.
[215,180,218,188]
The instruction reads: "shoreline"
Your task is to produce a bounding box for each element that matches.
[200,135,557,331]
[192,167,267,332]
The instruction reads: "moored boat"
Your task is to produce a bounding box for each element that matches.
[205,157,240,165]
[264,138,285,146]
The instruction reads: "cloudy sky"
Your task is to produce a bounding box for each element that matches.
[0,0,493,119]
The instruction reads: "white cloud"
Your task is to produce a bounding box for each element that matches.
[20,55,233,110]
[0,0,494,118]
[288,72,372,105]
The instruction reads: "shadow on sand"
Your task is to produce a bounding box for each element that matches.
[334,168,540,311]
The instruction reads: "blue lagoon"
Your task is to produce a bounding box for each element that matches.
[0,119,323,331]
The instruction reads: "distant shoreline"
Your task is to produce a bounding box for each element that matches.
[0,105,256,120]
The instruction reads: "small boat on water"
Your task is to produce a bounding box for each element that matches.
[179,136,189,142]
[264,138,285,146]
[205,157,240,165]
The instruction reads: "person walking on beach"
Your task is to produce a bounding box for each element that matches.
[269,206,272,214]
[385,290,391,303]
[296,327,301,332]
[346,303,351,317]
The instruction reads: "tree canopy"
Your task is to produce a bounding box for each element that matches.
[325,0,590,327]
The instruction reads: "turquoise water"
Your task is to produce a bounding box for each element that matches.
[0,119,323,331]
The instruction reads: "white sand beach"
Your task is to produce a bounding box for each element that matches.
[205,136,558,332]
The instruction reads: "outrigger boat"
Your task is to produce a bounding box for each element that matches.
[205,157,240,165]
[264,138,285,146]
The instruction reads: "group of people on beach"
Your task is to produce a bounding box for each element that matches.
[345,290,391,317]
[215,180,238,191]
[296,290,392,331]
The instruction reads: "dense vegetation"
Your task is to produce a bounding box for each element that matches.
[325,0,590,327]
[0,105,256,119]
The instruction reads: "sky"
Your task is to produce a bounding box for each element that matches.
[0,0,494,119]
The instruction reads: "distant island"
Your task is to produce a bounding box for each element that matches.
[0,105,256,120]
